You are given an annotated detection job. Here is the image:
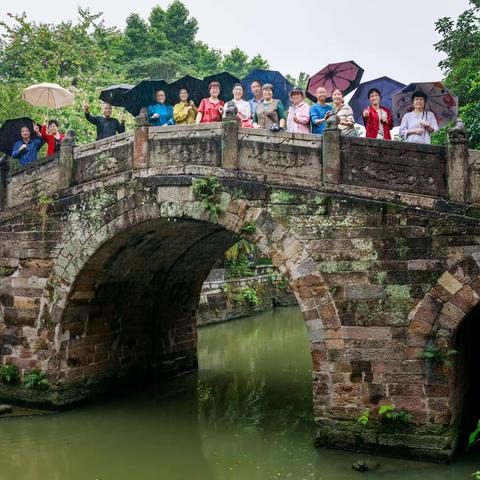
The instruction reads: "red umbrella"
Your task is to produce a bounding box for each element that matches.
[306,61,364,102]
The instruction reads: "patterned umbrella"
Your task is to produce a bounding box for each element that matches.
[200,72,240,103]
[350,76,406,126]
[0,117,38,156]
[99,84,134,107]
[241,69,294,108]
[306,61,364,102]
[166,75,203,106]
[123,80,170,116]
[392,82,459,129]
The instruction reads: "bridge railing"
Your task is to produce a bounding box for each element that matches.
[0,117,476,211]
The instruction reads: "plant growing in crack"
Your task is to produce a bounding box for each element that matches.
[192,176,225,221]
[36,195,54,235]
[420,345,457,367]
[240,221,256,234]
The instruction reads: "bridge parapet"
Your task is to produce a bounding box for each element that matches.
[0,119,477,212]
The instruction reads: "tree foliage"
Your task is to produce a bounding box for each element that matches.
[0,2,271,145]
[434,0,480,148]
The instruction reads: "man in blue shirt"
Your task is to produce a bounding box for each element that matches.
[11,124,44,166]
[147,90,175,127]
[248,80,263,119]
[310,86,333,135]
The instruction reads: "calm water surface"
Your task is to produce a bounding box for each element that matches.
[0,306,478,479]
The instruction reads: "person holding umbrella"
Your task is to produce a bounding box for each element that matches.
[331,88,356,136]
[83,101,125,141]
[147,90,175,127]
[310,86,333,135]
[40,116,65,155]
[362,88,394,140]
[224,84,252,127]
[399,91,439,144]
[173,88,198,125]
[196,82,224,124]
[11,123,44,166]
[253,84,286,131]
[287,88,310,134]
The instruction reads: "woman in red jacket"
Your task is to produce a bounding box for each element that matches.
[40,116,65,155]
[362,88,394,140]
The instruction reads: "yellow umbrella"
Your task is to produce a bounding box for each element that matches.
[22,83,75,110]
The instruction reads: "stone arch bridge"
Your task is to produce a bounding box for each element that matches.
[0,117,480,461]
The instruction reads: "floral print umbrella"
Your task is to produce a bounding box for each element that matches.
[392,82,459,128]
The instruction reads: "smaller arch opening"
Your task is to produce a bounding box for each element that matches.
[452,303,480,452]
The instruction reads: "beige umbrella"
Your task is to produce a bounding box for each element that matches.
[22,83,75,110]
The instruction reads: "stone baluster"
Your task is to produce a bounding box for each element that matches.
[134,108,150,169]
[447,119,469,203]
[58,130,76,191]
[221,108,239,170]
[322,120,341,184]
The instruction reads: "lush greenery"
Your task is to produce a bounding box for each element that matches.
[433,0,480,148]
[191,176,224,220]
[23,370,49,390]
[419,345,457,367]
[0,364,20,384]
[356,405,411,428]
[0,2,270,146]
[226,255,255,279]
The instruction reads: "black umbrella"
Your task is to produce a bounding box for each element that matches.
[99,84,134,107]
[200,72,240,102]
[123,80,170,116]
[0,117,38,156]
[166,75,203,106]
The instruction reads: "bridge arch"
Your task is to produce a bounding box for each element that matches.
[35,183,341,404]
[407,253,480,451]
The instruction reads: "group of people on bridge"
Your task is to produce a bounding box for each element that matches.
[11,80,439,166]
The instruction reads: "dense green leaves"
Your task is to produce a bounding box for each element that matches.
[0,2,270,145]
[434,0,480,148]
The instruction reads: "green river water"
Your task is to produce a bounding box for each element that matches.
[0,306,478,480]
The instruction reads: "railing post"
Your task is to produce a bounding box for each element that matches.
[221,110,238,170]
[134,108,150,169]
[58,130,76,191]
[322,121,341,183]
[0,154,8,211]
[447,119,469,203]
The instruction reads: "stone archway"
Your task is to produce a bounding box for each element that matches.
[406,252,480,450]
[31,184,342,406]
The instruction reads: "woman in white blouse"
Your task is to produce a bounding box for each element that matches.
[399,91,439,144]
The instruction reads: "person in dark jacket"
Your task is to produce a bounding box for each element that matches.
[83,101,125,141]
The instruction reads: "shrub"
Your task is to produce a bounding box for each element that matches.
[0,364,20,384]
[192,176,224,221]
[23,370,49,390]
[226,255,254,279]
[378,405,411,424]
[239,287,260,306]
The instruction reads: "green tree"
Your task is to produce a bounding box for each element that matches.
[434,1,480,148]
[122,14,149,62]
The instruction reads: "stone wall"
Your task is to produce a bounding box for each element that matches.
[7,155,61,208]
[197,267,296,326]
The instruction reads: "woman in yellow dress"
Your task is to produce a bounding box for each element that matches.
[173,88,198,125]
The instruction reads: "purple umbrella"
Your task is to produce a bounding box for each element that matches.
[307,61,364,102]
[350,76,406,126]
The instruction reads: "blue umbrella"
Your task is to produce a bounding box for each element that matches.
[123,80,170,117]
[241,69,294,108]
[350,76,406,126]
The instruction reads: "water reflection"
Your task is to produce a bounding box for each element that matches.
[0,306,479,479]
